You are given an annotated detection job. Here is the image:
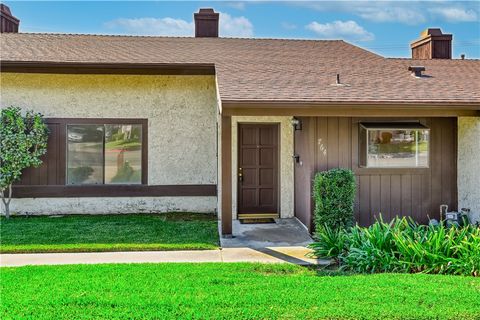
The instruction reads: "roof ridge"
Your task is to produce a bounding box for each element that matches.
[8,32,345,42]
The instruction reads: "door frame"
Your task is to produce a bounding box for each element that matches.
[236,122,281,219]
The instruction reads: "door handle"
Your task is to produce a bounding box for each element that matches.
[238,167,243,182]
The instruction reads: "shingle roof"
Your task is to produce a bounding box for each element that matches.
[1,33,479,106]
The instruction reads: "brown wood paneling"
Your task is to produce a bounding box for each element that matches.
[221,115,232,235]
[359,176,371,225]
[327,118,339,169]
[380,175,391,220]
[370,175,381,222]
[12,185,216,198]
[411,175,422,221]
[401,175,412,218]
[294,116,457,228]
[294,117,316,230]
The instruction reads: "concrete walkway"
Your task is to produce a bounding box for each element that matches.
[221,219,313,248]
[0,247,329,267]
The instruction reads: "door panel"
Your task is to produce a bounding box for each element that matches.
[238,124,279,214]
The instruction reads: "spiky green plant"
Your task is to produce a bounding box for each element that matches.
[310,216,480,276]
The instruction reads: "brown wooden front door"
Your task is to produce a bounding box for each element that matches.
[238,124,279,216]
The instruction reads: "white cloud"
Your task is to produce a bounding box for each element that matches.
[289,1,478,25]
[220,12,254,37]
[281,22,297,30]
[104,17,193,36]
[356,7,427,25]
[306,20,375,41]
[224,2,246,10]
[105,12,253,38]
[429,7,478,22]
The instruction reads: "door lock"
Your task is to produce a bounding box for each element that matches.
[238,167,243,182]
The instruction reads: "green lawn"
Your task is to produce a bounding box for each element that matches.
[1,263,479,319]
[0,213,219,253]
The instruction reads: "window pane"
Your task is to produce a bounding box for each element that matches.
[67,125,104,184]
[367,129,429,168]
[104,124,142,184]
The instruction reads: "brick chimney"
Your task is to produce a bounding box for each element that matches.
[194,8,219,38]
[411,28,452,59]
[0,4,19,33]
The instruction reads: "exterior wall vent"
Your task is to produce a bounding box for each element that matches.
[408,66,426,78]
[194,8,219,38]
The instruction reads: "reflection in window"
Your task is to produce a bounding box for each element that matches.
[67,125,104,184]
[359,123,429,168]
[104,125,142,184]
[67,123,143,185]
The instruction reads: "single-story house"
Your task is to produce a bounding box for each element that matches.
[1,7,479,236]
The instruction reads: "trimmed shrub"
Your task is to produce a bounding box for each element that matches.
[313,168,356,231]
[310,217,480,276]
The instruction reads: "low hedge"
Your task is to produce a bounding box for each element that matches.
[313,168,356,231]
[310,217,480,276]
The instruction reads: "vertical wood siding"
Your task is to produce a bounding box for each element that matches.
[294,117,457,230]
[18,121,65,186]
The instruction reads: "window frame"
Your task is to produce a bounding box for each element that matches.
[358,122,430,169]
[53,118,148,186]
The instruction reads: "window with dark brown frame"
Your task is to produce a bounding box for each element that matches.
[67,123,144,185]
[359,122,430,168]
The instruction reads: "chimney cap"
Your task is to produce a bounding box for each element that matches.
[421,28,444,37]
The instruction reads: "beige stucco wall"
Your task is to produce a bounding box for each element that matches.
[1,73,218,214]
[9,197,216,215]
[458,117,480,224]
[231,116,294,219]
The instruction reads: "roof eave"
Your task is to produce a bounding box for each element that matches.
[0,61,216,75]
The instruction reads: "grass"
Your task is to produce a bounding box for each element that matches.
[1,263,479,319]
[0,213,219,253]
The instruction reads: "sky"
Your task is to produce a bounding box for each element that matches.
[4,1,480,58]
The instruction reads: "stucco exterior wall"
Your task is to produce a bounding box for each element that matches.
[458,117,480,224]
[231,116,295,219]
[9,197,216,215]
[1,73,218,214]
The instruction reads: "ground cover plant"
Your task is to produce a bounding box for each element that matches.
[310,217,480,276]
[1,263,480,319]
[0,213,219,253]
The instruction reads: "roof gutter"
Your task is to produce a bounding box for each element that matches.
[221,100,480,109]
[0,61,216,75]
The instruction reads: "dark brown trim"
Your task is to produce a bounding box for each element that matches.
[0,61,216,75]
[221,115,232,236]
[222,100,480,108]
[12,185,217,198]
[222,106,479,117]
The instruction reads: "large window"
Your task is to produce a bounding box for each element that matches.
[359,122,430,168]
[67,122,144,185]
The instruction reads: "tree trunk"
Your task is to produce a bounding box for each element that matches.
[1,184,12,219]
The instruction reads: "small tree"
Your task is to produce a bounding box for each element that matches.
[0,107,48,218]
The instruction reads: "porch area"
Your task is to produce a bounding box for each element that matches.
[220,218,313,249]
